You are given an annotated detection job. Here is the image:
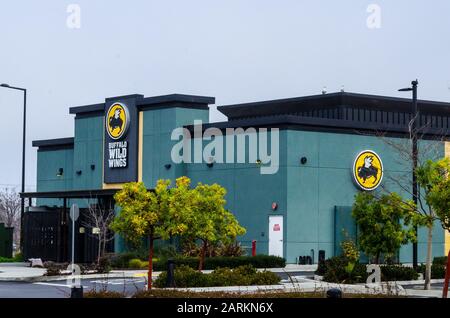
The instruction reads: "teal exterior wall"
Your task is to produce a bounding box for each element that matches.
[141,107,208,187]
[186,130,287,255]
[34,105,448,264]
[285,130,446,264]
[36,148,74,206]
[73,116,103,190]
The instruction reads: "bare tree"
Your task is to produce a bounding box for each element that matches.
[0,188,21,247]
[364,116,447,290]
[82,200,115,264]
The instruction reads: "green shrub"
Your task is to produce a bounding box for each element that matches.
[109,252,140,268]
[128,258,144,269]
[154,255,285,271]
[417,263,446,279]
[13,253,23,262]
[380,265,418,281]
[319,256,367,284]
[209,266,253,286]
[154,245,178,259]
[430,264,446,279]
[319,256,421,283]
[0,256,14,263]
[433,256,448,266]
[416,257,448,279]
[96,256,111,273]
[249,271,280,285]
[154,264,281,288]
[155,265,209,288]
[128,258,149,269]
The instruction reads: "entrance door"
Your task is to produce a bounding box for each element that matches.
[268,216,283,257]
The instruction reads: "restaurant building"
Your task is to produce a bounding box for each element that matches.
[23,92,450,264]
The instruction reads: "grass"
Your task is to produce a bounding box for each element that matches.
[0,254,23,263]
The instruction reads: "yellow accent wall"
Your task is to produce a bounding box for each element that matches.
[445,142,450,255]
[138,111,143,182]
[446,230,450,256]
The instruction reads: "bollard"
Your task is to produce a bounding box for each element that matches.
[71,286,83,298]
[326,288,342,298]
[318,250,326,264]
[166,258,176,288]
[251,240,256,257]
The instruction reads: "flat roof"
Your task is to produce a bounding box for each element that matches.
[20,189,119,199]
[69,93,215,115]
[218,92,450,119]
[32,137,74,148]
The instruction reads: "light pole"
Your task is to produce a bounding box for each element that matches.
[0,83,27,255]
[398,79,419,269]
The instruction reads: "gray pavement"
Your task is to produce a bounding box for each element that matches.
[0,277,148,298]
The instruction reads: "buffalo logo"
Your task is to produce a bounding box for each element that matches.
[106,103,130,140]
[353,150,383,191]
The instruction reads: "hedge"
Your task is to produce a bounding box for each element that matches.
[318,256,419,283]
[153,255,286,271]
[154,264,280,288]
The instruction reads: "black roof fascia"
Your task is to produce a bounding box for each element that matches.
[20,189,119,199]
[32,137,74,148]
[184,115,450,139]
[68,94,215,115]
[218,92,450,119]
[20,188,155,199]
[69,103,105,115]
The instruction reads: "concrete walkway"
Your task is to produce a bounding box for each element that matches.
[0,263,46,282]
[0,263,317,282]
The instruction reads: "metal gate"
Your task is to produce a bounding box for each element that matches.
[23,207,68,262]
[23,206,114,263]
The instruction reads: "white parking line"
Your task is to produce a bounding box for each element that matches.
[33,282,88,288]
[90,278,146,285]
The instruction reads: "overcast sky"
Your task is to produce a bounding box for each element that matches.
[0,0,449,190]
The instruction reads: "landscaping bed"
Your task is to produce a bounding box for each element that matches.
[316,255,448,283]
[154,264,280,288]
[109,253,286,271]
[84,289,404,298]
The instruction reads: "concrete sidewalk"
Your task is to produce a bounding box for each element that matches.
[0,263,46,282]
[0,263,317,282]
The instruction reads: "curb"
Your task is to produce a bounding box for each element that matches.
[30,271,151,283]
[0,270,150,283]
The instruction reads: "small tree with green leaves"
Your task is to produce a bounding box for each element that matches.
[111,177,193,289]
[186,182,246,271]
[416,158,450,289]
[352,192,423,264]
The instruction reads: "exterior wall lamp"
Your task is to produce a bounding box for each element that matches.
[206,157,215,168]
[56,168,64,177]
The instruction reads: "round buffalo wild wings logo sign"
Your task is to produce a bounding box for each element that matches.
[106,103,130,140]
[352,150,383,191]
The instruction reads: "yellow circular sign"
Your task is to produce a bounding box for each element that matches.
[106,103,129,140]
[353,150,383,191]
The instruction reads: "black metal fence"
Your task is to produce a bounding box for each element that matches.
[0,223,13,258]
[23,207,113,263]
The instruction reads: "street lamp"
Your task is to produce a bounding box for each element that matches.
[0,83,27,255]
[398,79,419,269]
